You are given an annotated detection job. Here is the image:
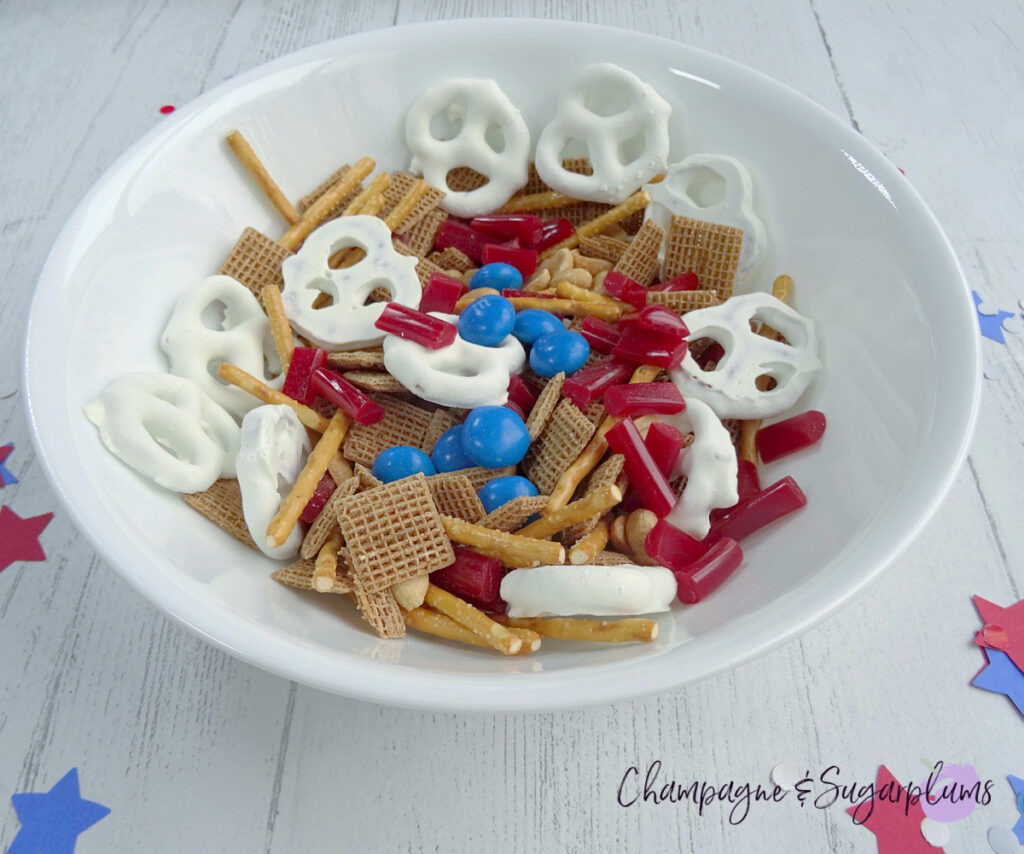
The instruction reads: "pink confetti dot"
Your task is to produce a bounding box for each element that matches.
[159,105,176,115]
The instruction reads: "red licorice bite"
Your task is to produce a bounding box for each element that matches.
[579,316,623,354]
[644,518,709,572]
[470,214,544,246]
[644,422,687,477]
[282,346,327,406]
[674,538,744,604]
[695,341,725,370]
[300,473,336,524]
[534,218,575,252]
[604,382,686,417]
[604,418,677,517]
[506,374,537,416]
[374,302,457,349]
[650,271,700,292]
[561,359,634,408]
[434,220,487,263]
[706,476,807,545]
[755,410,827,463]
[601,271,648,309]
[431,547,506,612]
[481,243,539,277]
[736,459,761,501]
[501,288,556,300]
[611,305,689,369]
[419,272,466,314]
[311,368,385,425]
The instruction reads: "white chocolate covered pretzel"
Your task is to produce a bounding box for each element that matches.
[84,372,240,493]
[405,78,530,217]
[670,293,821,419]
[236,405,310,560]
[382,312,525,408]
[535,63,671,204]
[161,275,282,418]
[280,216,420,351]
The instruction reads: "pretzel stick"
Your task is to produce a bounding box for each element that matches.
[453,288,500,312]
[546,365,662,511]
[554,280,628,307]
[313,530,343,592]
[217,363,329,432]
[495,190,577,213]
[516,484,623,540]
[225,130,300,224]
[423,584,522,655]
[383,178,430,231]
[260,284,294,373]
[266,410,351,548]
[439,516,565,567]
[568,520,609,565]
[539,189,650,259]
[279,156,375,250]
[505,297,623,321]
[360,195,386,217]
[343,172,391,216]
[405,607,541,653]
[496,615,659,643]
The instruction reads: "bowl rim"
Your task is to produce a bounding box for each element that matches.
[22,17,982,711]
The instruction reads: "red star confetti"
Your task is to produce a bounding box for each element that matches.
[974,595,1024,672]
[0,443,17,487]
[0,506,53,573]
[846,765,942,854]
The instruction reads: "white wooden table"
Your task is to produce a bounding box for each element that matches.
[2,2,1023,851]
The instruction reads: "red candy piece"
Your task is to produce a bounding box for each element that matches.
[736,458,762,501]
[470,214,544,246]
[431,547,506,612]
[506,374,537,416]
[612,305,689,369]
[755,410,827,463]
[300,473,336,524]
[644,518,709,571]
[579,316,623,354]
[419,272,466,314]
[311,368,385,425]
[644,422,687,477]
[674,538,744,604]
[482,244,539,277]
[434,220,487,263]
[604,382,686,416]
[650,271,700,292]
[374,302,457,349]
[695,341,725,370]
[706,476,807,544]
[601,271,648,309]
[282,346,327,406]
[534,218,575,252]
[605,418,677,517]
[561,359,634,408]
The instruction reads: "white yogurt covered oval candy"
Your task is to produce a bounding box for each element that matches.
[84,372,240,493]
[500,564,677,618]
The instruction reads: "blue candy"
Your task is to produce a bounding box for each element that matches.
[371,445,436,483]
[529,330,591,378]
[469,262,523,291]
[461,406,530,468]
[512,309,564,345]
[458,295,516,346]
[431,425,476,473]
[478,475,539,514]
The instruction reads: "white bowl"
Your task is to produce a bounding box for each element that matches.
[24,19,981,711]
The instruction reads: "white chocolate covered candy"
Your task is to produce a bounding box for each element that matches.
[280,216,420,351]
[84,372,240,493]
[671,293,822,419]
[405,78,530,217]
[535,63,671,204]
[161,274,281,419]
[659,397,739,539]
[500,564,677,618]
[382,313,525,408]
[235,405,311,560]
[646,154,767,276]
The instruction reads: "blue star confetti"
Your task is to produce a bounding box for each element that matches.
[972,648,1024,716]
[1009,775,1024,844]
[8,768,109,854]
[973,290,1017,344]
[0,442,17,487]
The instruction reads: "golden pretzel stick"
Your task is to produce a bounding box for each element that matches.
[568,520,609,565]
[496,615,659,643]
[323,173,394,272]
[343,172,391,216]
[266,410,351,548]
[453,288,500,312]
[360,194,386,217]
[260,284,295,374]
[539,189,650,259]
[383,178,430,231]
[313,529,343,592]
[439,516,565,568]
[217,363,330,432]
[546,364,662,511]
[404,607,541,654]
[495,190,577,213]
[505,297,623,321]
[516,484,623,540]
[279,155,375,250]
[423,584,522,655]
[225,130,300,224]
